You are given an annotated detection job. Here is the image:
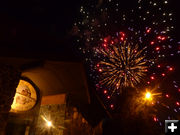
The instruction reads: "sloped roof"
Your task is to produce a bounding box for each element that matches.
[0,57,90,104]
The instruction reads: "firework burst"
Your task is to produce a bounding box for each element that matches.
[75,1,180,129]
[96,37,148,93]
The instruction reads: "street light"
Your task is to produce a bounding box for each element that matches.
[47,121,52,127]
[145,92,152,100]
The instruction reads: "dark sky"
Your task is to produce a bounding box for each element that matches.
[0,0,179,60]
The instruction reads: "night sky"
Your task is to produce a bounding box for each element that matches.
[0,0,179,61]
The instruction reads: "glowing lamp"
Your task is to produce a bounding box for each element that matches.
[47,121,52,127]
[146,92,151,98]
[145,92,152,101]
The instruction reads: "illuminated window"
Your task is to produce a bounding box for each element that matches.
[10,79,37,112]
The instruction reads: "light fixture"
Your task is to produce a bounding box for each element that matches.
[47,121,52,127]
[145,92,152,100]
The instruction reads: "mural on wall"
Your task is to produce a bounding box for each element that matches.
[10,80,37,112]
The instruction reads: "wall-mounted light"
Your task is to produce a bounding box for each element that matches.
[47,121,52,127]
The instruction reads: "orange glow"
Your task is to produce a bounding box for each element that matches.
[146,28,151,33]
[104,90,107,94]
[120,37,124,41]
[156,47,160,51]
[150,76,155,80]
[104,38,107,42]
[151,41,155,45]
[169,67,173,71]
[153,117,157,122]
[10,80,37,112]
[145,92,152,100]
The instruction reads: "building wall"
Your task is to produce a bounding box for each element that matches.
[34,94,66,135]
[34,94,102,135]
[0,65,21,134]
[34,104,66,135]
